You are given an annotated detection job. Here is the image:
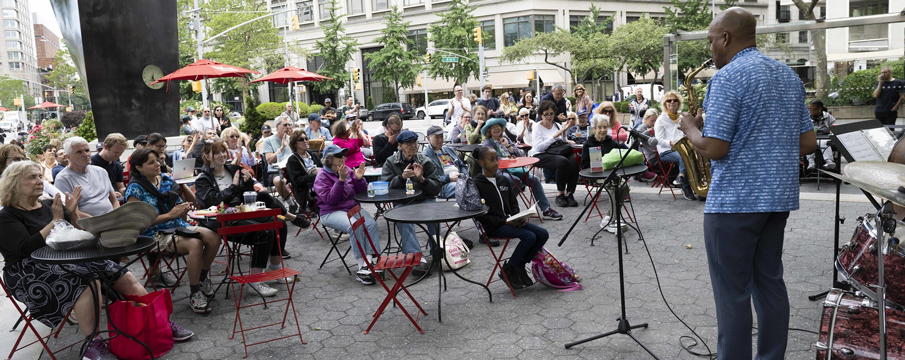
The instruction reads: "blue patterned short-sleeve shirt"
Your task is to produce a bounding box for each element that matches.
[124,174,190,236]
[702,47,813,214]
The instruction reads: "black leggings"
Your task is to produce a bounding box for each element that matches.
[227,221,276,269]
[256,191,290,254]
[534,152,579,193]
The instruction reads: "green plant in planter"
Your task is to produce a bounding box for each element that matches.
[75,111,96,142]
[25,119,72,158]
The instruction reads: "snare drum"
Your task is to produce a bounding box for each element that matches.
[816,289,905,359]
[837,215,905,310]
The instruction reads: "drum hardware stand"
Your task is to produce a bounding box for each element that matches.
[809,146,850,301]
[873,200,895,360]
[560,146,659,359]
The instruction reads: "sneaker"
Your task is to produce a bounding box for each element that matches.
[639,171,657,182]
[807,161,816,171]
[82,339,117,360]
[672,177,683,187]
[356,266,375,285]
[479,237,501,247]
[189,291,211,314]
[291,216,311,228]
[555,195,569,207]
[411,261,433,277]
[542,208,563,220]
[605,223,628,234]
[170,320,194,342]
[150,272,178,287]
[600,215,611,229]
[288,204,299,214]
[515,264,534,287]
[499,263,526,290]
[624,194,631,203]
[281,250,292,259]
[823,160,836,170]
[682,187,697,201]
[566,194,578,207]
[200,278,214,297]
[248,282,278,297]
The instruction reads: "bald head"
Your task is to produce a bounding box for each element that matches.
[708,7,758,69]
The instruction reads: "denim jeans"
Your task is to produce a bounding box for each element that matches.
[659,150,690,188]
[394,198,436,254]
[487,223,548,266]
[320,209,380,260]
[501,171,551,211]
[440,182,457,200]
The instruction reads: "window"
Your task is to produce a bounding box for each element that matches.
[404,0,423,6]
[777,5,791,22]
[8,61,20,70]
[569,15,613,34]
[1,0,14,7]
[318,0,330,20]
[504,15,554,47]
[408,29,427,55]
[7,51,20,60]
[347,0,364,15]
[372,0,389,12]
[820,6,826,19]
[799,31,808,43]
[480,20,495,50]
[2,20,15,29]
[297,1,313,22]
[850,0,889,17]
[2,9,15,18]
[4,30,17,39]
[6,40,18,49]
[272,5,288,27]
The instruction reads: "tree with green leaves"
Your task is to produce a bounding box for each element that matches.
[791,0,827,98]
[363,6,420,102]
[427,0,479,86]
[609,16,668,97]
[43,48,88,110]
[312,0,360,97]
[0,77,33,111]
[663,0,738,74]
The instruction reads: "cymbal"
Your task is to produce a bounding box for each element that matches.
[821,161,905,207]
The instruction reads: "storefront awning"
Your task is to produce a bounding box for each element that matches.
[827,48,904,62]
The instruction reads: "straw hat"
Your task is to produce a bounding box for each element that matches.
[77,202,158,248]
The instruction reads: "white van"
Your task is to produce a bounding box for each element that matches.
[621,85,664,102]
[0,121,14,132]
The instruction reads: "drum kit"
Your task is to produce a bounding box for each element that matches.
[818,161,905,359]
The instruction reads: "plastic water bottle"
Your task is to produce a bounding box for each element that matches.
[459,132,466,143]
[405,178,414,195]
[367,182,375,197]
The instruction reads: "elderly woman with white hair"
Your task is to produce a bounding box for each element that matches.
[580,115,633,233]
[0,161,195,359]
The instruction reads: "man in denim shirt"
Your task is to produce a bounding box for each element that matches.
[421,125,467,199]
[677,8,816,360]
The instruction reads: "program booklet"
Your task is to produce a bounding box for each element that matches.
[506,202,538,222]
[589,146,603,172]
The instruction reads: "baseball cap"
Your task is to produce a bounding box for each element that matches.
[425,125,445,137]
[261,124,272,132]
[577,109,589,117]
[133,135,148,147]
[308,113,322,122]
[181,115,191,122]
[322,144,348,158]
[397,130,418,143]
[186,106,196,112]
[325,98,332,103]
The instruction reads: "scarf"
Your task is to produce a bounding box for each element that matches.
[131,175,180,215]
[667,111,679,122]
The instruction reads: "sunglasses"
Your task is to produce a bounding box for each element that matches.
[280,123,292,127]
[229,135,240,139]
[568,117,577,121]
[297,138,308,142]
[664,99,678,103]
[601,109,614,113]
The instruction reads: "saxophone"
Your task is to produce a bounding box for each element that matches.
[672,59,713,198]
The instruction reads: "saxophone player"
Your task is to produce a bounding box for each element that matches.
[676,7,817,360]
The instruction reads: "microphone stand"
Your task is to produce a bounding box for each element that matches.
[562,139,660,359]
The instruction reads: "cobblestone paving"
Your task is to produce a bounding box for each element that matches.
[40,181,878,360]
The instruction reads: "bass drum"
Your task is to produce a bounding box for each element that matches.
[816,289,905,359]
[836,215,905,310]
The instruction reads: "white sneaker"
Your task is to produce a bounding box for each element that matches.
[248,282,278,297]
[200,278,214,297]
[189,291,210,314]
[823,161,836,170]
[807,161,816,171]
[600,215,611,229]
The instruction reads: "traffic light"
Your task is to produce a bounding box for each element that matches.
[416,76,422,87]
[290,15,300,30]
[192,81,202,93]
[526,70,536,81]
[473,27,482,43]
[425,53,431,63]
[68,85,73,95]
[353,68,360,82]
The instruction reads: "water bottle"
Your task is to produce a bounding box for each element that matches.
[459,132,466,143]
[405,178,414,195]
[367,182,375,197]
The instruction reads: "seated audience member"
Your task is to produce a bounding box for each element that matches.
[567,110,591,143]
[172,135,194,164]
[580,115,634,233]
[221,127,256,168]
[593,102,628,143]
[449,113,471,144]
[472,146,548,290]
[147,133,172,173]
[465,105,489,144]
[422,125,467,200]
[313,145,381,285]
[56,137,120,217]
[305,114,333,141]
[0,161,195,359]
[134,134,148,150]
[181,115,195,135]
[91,133,127,196]
[654,91,696,201]
[125,148,221,314]
[51,148,67,182]
[634,110,661,181]
[286,129,322,213]
[190,129,219,168]
[807,99,836,170]
[530,100,580,208]
[255,124,273,157]
[261,115,298,211]
[515,108,534,144]
[371,114,403,166]
[380,130,441,276]
[39,145,56,184]
[194,141,305,297]
[332,119,370,168]
[0,145,61,206]
[481,118,562,221]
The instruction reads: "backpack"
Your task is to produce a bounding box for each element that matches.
[531,247,582,291]
[441,231,471,271]
[455,171,483,211]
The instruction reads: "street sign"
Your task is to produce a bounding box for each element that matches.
[441,57,459,63]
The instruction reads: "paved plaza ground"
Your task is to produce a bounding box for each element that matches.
[6,172,882,360]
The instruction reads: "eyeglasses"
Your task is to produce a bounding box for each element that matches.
[664,99,678,103]
[601,109,614,114]
[229,135,240,139]
[203,111,210,113]
[280,123,292,127]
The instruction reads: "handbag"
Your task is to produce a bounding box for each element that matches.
[601,148,645,170]
[455,171,483,211]
[441,231,471,271]
[107,289,174,360]
[545,140,574,157]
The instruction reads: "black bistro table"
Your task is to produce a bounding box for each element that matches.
[383,202,489,322]
[447,143,483,161]
[31,236,158,359]
[355,189,422,254]
[577,164,648,248]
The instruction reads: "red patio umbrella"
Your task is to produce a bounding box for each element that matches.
[28,102,65,109]
[248,66,332,84]
[151,59,260,85]
[0,106,11,111]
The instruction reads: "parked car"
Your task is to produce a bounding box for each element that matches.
[367,103,415,122]
[414,99,450,120]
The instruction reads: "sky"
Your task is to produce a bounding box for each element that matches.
[29,0,62,38]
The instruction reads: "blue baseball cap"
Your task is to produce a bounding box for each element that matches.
[308,113,322,122]
[397,130,418,143]
[322,144,348,158]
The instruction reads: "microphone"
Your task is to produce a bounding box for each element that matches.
[621,126,658,146]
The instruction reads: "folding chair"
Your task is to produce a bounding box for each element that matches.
[503,169,543,224]
[474,221,518,298]
[650,152,677,200]
[138,251,189,301]
[281,167,323,239]
[347,205,426,334]
[319,224,353,275]
[218,209,305,358]
[0,278,79,360]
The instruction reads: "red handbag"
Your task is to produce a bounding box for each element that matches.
[107,289,174,360]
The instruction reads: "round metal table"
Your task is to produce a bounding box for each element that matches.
[383,202,489,323]
[355,189,423,254]
[577,164,648,248]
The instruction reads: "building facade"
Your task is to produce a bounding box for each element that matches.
[0,0,38,100]
[34,23,59,71]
